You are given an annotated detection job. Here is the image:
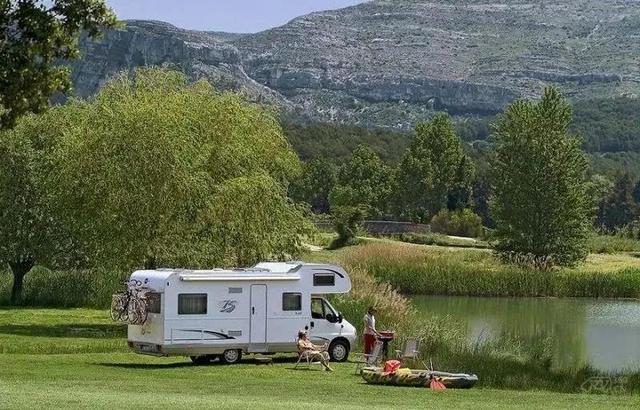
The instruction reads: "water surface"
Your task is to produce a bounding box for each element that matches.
[412,296,640,372]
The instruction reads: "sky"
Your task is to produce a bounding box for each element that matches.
[106,0,368,33]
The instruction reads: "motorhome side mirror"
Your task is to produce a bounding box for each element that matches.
[338,313,343,323]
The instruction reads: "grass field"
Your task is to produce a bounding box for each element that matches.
[2,308,640,409]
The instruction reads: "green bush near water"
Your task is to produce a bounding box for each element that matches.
[430,209,483,238]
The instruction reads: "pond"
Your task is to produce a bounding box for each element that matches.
[412,295,640,372]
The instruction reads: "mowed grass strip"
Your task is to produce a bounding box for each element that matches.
[0,307,127,354]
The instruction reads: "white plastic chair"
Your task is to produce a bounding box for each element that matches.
[395,337,427,368]
[353,340,384,374]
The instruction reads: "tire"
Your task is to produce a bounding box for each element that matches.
[110,294,128,322]
[190,355,212,365]
[329,339,350,362]
[220,349,242,364]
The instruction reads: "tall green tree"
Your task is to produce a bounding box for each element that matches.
[491,87,591,267]
[43,68,309,270]
[395,113,473,222]
[331,145,393,218]
[289,158,337,214]
[0,0,117,128]
[597,173,640,231]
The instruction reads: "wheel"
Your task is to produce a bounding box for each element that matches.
[128,298,148,325]
[329,340,350,362]
[190,355,212,365]
[110,294,127,321]
[220,349,242,364]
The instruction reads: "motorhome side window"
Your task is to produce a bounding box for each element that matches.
[313,273,335,286]
[146,292,161,314]
[282,293,302,311]
[178,293,207,315]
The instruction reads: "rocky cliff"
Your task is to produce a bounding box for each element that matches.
[70,0,640,129]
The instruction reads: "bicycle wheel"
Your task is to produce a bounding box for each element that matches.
[111,294,127,321]
[128,297,148,325]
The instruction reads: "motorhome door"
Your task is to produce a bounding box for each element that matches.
[249,284,267,352]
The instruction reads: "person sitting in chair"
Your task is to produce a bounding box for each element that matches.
[296,330,333,372]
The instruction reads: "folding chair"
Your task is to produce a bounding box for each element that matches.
[353,340,384,374]
[395,337,427,368]
[294,350,322,369]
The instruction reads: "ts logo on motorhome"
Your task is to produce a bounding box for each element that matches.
[219,300,238,313]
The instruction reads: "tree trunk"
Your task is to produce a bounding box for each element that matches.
[9,257,35,304]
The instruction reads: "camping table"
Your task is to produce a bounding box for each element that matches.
[378,331,396,360]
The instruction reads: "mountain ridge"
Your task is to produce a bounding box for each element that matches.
[70,0,640,129]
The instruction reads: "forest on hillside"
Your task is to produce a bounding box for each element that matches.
[284,97,640,176]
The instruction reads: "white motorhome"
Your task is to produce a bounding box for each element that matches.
[126,262,357,364]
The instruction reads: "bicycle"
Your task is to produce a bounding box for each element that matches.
[111,279,149,325]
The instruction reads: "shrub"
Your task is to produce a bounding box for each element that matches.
[430,209,483,238]
[329,205,366,249]
[0,267,127,308]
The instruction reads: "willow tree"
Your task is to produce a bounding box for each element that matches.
[45,68,310,270]
[491,87,591,267]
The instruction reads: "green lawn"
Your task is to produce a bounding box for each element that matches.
[1,309,640,409]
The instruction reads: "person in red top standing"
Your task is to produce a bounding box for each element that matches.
[363,306,380,355]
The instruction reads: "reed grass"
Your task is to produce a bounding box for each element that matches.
[588,234,640,254]
[339,242,640,298]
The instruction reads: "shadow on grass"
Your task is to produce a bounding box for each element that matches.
[98,361,196,369]
[96,355,322,370]
[0,324,125,338]
[288,367,326,371]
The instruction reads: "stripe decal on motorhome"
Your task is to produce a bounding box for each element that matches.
[178,329,235,339]
[313,269,345,278]
[180,275,300,282]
